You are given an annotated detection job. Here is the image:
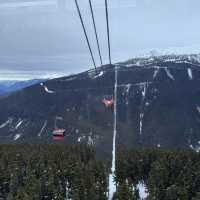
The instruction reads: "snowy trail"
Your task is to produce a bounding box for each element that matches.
[15,120,23,130]
[14,134,21,141]
[108,65,118,200]
[38,120,47,137]
[139,83,148,135]
[0,119,11,129]
[187,68,193,80]
[165,67,175,80]
[153,66,160,79]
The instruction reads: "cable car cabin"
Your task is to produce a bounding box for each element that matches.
[102,98,114,108]
[53,129,65,141]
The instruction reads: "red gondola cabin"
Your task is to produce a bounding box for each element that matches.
[102,98,114,108]
[53,129,65,141]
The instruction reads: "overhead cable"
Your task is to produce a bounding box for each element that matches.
[89,0,103,66]
[74,0,97,69]
[105,0,111,64]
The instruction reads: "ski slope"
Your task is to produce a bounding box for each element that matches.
[108,65,118,200]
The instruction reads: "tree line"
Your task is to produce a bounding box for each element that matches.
[115,148,200,200]
[0,145,199,199]
[0,144,108,200]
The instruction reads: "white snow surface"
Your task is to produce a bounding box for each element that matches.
[15,120,23,129]
[137,182,149,200]
[108,174,116,200]
[139,113,144,135]
[0,119,11,129]
[153,66,160,79]
[14,134,21,141]
[108,66,118,200]
[139,83,148,135]
[38,120,47,137]
[197,106,200,113]
[93,71,104,79]
[87,135,94,146]
[65,180,72,200]
[126,84,131,94]
[77,135,86,143]
[123,53,200,67]
[196,146,200,153]
[88,69,104,79]
[40,83,55,94]
[187,68,193,80]
[141,84,147,100]
[190,143,200,153]
[165,68,175,80]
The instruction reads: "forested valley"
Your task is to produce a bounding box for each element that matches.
[0,145,199,200]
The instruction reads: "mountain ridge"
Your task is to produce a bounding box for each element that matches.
[0,79,44,96]
[0,54,200,155]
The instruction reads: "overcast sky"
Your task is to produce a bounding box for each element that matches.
[0,0,200,80]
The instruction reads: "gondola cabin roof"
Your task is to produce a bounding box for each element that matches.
[53,129,65,136]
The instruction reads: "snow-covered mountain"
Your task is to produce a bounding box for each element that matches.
[0,54,200,155]
[0,79,44,96]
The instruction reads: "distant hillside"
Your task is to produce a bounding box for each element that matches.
[0,54,200,155]
[0,79,44,96]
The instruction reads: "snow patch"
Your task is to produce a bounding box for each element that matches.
[126,84,131,94]
[108,66,118,200]
[139,113,144,135]
[139,82,148,101]
[88,70,104,79]
[77,135,86,143]
[108,174,116,200]
[14,134,21,141]
[196,106,200,113]
[124,63,134,67]
[93,71,104,79]
[138,83,148,135]
[196,146,200,153]
[75,129,79,134]
[38,120,47,137]
[65,180,71,200]
[153,66,160,79]
[137,182,149,200]
[141,86,146,100]
[145,102,150,107]
[187,68,193,80]
[164,58,178,62]
[190,143,200,153]
[40,83,55,94]
[165,68,175,80]
[190,144,194,149]
[124,84,131,105]
[0,118,12,129]
[87,135,94,145]
[15,120,23,130]
[157,144,161,148]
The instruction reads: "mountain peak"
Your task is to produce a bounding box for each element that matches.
[120,53,200,67]
[0,58,200,154]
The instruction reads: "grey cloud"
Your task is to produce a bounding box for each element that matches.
[0,0,200,80]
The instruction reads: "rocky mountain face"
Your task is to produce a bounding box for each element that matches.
[0,54,200,155]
